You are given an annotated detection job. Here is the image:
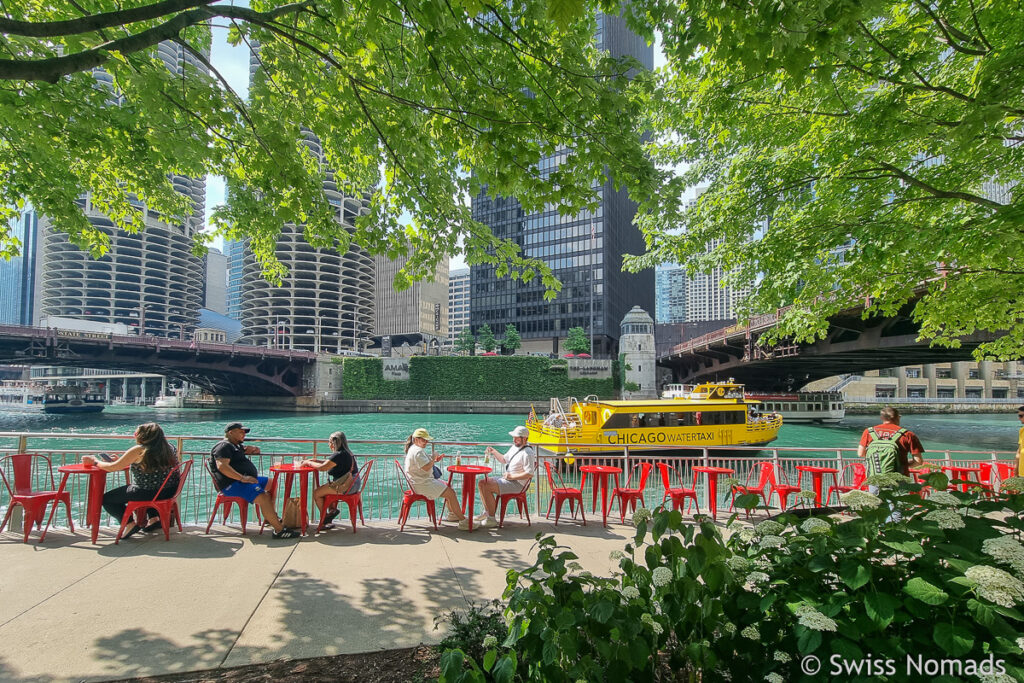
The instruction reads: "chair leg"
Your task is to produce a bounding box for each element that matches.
[239,504,249,534]
[205,503,219,534]
[22,504,34,543]
[61,498,75,533]
[578,496,586,525]
[554,498,563,525]
[427,501,438,530]
[0,504,13,535]
[348,500,358,533]
[498,498,507,528]
[523,499,531,526]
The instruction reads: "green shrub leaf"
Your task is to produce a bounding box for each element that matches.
[933,623,974,657]
[903,577,949,606]
[865,592,898,628]
[839,560,871,589]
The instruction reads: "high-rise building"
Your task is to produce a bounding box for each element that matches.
[655,264,686,324]
[37,42,207,338]
[374,254,449,351]
[0,208,39,325]
[224,238,244,321]
[469,13,654,357]
[682,238,751,322]
[448,267,471,343]
[240,49,375,352]
[204,247,227,315]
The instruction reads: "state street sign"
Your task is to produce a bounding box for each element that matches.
[382,358,410,380]
[568,359,612,380]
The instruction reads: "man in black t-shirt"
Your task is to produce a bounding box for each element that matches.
[211,422,299,539]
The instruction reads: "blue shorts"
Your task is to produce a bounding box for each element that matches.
[221,476,269,503]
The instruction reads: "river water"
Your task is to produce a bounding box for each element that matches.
[0,406,1019,456]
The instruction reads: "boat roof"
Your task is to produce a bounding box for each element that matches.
[583,398,753,409]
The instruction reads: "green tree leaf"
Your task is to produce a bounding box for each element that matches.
[903,577,949,606]
[933,623,974,658]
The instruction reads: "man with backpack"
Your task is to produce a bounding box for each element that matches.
[856,407,924,522]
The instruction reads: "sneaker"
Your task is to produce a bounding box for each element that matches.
[272,527,301,539]
[457,518,471,531]
[323,508,341,525]
[444,512,463,522]
[475,512,490,522]
[480,517,498,528]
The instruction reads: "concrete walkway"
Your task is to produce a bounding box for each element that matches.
[0,517,650,682]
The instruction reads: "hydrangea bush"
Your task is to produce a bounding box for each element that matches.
[441,473,1024,682]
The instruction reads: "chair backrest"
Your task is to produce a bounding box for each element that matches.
[395,459,415,492]
[205,459,224,493]
[150,460,192,501]
[996,462,1017,481]
[657,462,673,490]
[0,454,55,496]
[627,462,653,491]
[748,461,772,489]
[357,458,375,485]
[841,462,867,487]
[978,461,993,485]
[544,461,569,490]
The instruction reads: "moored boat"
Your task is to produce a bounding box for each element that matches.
[42,385,106,414]
[743,391,844,424]
[527,381,782,454]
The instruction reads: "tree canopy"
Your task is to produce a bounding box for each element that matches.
[454,326,476,355]
[1,0,654,286]
[565,325,589,354]
[503,323,522,353]
[478,323,497,352]
[625,0,1024,358]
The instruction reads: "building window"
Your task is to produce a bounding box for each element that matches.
[907,387,926,398]
[992,388,1008,399]
[875,386,896,398]
[968,369,980,379]
[965,387,982,398]
[937,388,955,399]
[905,368,921,378]
[936,368,952,379]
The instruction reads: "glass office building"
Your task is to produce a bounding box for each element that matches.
[469,12,654,356]
[0,208,39,325]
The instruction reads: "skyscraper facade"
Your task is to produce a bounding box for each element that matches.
[374,254,449,348]
[224,238,245,321]
[0,208,39,325]
[655,264,686,324]
[469,13,654,356]
[204,247,228,315]
[37,42,207,338]
[448,267,471,343]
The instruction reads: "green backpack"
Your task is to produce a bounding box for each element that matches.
[865,427,907,476]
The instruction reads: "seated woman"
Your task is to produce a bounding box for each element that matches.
[403,428,469,530]
[302,431,362,527]
[82,422,179,539]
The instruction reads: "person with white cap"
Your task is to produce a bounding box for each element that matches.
[474,425,536,528]
[403,428,469,530]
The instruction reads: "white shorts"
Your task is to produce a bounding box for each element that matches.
[411,478,449,499]
[493,477,527,495]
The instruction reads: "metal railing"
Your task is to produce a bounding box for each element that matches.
[849,396,1022,405]
[0,431,1017,532]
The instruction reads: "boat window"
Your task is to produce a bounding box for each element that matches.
[602,412,633,429]
[700,411,747,425]
[583,411,596,425]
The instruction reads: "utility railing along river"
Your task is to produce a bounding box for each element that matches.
[0,432,1017,532]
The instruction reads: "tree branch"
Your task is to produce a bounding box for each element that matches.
[868,157,1005,210]
[910,0,987,55]
[0,0,217,37]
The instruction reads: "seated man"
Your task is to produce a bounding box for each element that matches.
[211,422,300,539]
[475,425,536,528]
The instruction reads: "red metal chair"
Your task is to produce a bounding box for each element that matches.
[204,460,263,535]
[766,463,801,510]
[826,463,867,505]
[115,460,192,544]
[544,461,585,525]
[977,462,996,497]
[611,462,653,523]
[656,462,699,514]
[395,459,438,531]
[996,462,1019,493]
[497,478,532,528]
[730,461,772,515]
[316,459,374,533]
[0,454,73,543]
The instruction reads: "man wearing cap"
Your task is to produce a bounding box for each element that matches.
[403,428,469,530]
[475,425,536,529]
[211,423,300,539]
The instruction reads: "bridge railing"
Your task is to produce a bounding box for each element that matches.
[0,432,1016,532]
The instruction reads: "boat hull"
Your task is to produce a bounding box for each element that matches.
[43,404,105,414]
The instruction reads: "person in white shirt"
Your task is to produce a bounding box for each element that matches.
[475,425,536,528]
[403,428,469,530]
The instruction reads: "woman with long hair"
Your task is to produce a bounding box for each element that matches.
[82,422,180,539]
[302,431,362,528]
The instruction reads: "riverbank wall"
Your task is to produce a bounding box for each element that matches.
[181,397,538,415]
[845,401,1018,415]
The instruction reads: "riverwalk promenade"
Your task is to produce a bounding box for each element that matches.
[0,518,690,682]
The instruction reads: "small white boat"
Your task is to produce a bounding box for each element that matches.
[742,391,845,424]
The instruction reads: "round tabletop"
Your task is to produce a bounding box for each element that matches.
[942,465,982,472]
[795,465,839,473]
[270,464,317,473]
[59,463,104,473]
[578,465,622,474]
[447,465,492,475]
[692,466,734,474]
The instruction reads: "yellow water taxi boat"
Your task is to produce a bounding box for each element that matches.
[526,382,782,454]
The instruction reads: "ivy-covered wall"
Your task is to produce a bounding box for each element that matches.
[339,357,618,400]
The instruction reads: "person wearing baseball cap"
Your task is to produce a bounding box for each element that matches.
[403,428,469,530]
[475,425,536,528]
[210,422,299,539]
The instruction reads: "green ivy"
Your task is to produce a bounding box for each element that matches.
[339,357,618,400]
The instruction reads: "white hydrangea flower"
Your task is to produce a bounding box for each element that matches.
[924,509,966,530]
[795,605,838,632]
[765,674,784,683]
[982,536,1024,575]
[722,622,737,635]
[863,472,912,489]
[1017,636,1024,653]
[748,571,770,585]
[632,507,653,526]
[965,566,1024,608]
[773,651,791,663]
[800,518,831,535]
[840,489,883,510]
[1001,476,1024,492]
[651,599,663,614]
[759,534,785,549]
[640,612,664,634]
[926,491,961,507]
[621,585,641,601]
[741,625,760,641]
[737,529,757,543]
[797,490,817,502]
[727,555,751,572]
[482,635,498,648]
[652,566,673,587]
[754,520,785,536]
[977,673,1016,683]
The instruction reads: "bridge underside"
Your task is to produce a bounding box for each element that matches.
[660,310,998,391]
[0,338,311,397]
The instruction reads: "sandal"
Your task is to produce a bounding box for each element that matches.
[323,508,341,525]
[142,518,162,533]
[122,523,142,540]
[272,527,301,539]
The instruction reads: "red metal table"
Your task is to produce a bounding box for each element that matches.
[446,464,492,531]
[579,465,622,526]
[269,463,320,535]
[41,463,117,544]
[908,466,933,484]
[941,465,982,492]
[692,466,735,520]
[795,466,839,507]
